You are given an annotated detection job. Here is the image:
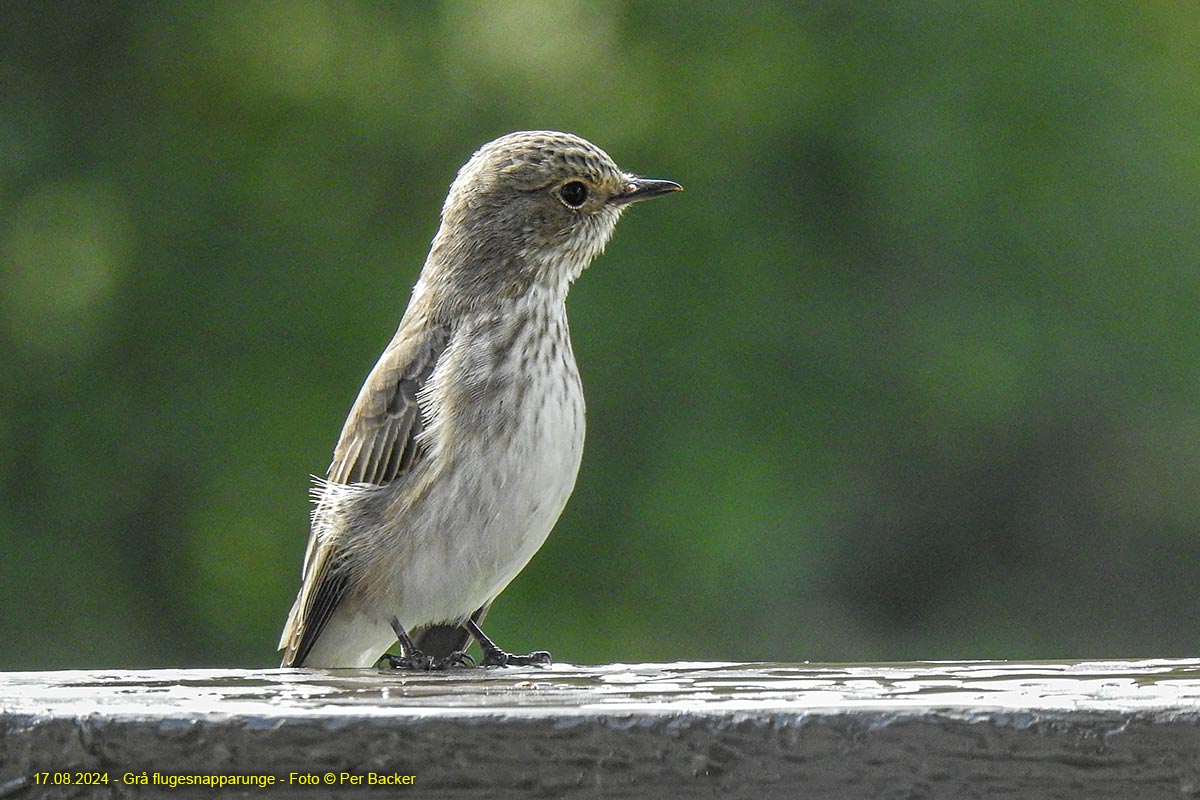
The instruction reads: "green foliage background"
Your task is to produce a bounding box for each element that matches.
[3,2,1199,669]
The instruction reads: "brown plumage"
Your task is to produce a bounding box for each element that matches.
[279,131,680,668]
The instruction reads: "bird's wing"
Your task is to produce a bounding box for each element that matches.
[325,321,451,487]
[279,320,451,667]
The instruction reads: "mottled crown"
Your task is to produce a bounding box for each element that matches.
[471,131,624,191]
[442,131,636,223]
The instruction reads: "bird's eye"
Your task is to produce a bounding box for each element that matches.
[559,181,589,208]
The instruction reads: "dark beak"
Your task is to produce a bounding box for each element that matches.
[610,177,683,206]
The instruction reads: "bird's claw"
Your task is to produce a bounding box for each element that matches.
[479,648,552,668]
[448,650,476,667]
[378,649,475,671]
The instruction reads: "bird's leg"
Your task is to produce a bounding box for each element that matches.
[379,617,472,670]
[378,617,433,670]
[465,618,552,667]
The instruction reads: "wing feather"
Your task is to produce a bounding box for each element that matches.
[279,319,451,666]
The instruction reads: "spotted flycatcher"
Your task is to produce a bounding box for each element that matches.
[279,131,681,668]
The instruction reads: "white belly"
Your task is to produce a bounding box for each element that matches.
[378,312,585,627]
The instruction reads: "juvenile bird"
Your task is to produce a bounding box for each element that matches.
[279,131,681,668]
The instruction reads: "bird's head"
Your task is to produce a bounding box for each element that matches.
[424,131,680,308]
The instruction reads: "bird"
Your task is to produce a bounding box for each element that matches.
[278,130,681,668]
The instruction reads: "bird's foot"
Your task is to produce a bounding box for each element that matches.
[446,650,476,667]
[478,648,552,668]
[383,616,475,670]
[378,650,475,671]
[461,617,552,668]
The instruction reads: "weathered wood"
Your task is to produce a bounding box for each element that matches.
[2,660,1199,798]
